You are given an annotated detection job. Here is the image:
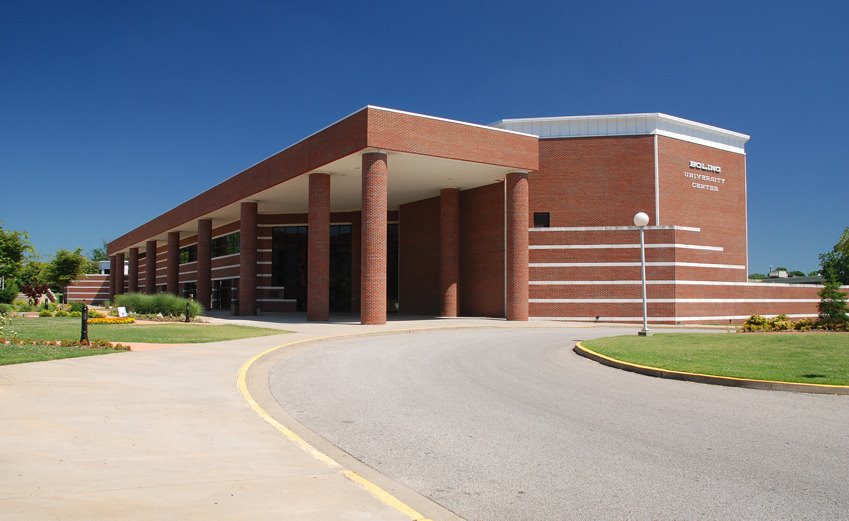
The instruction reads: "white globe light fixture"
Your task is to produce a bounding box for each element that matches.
[633,212,652,336]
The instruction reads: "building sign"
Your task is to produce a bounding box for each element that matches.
[685,160,725,192]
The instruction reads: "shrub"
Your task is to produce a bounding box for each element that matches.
[38,309,53,317]
[68,302,85,313]
[0,281,18,304]
[794,318,815,331]
[742,315,769,332]
[54,309,70,317]
[768,314,793,331]
[114,292,202,318]
[88,310,105,318]
[0,303,11,315]
[12,300,38,312]
[69,311,82,318]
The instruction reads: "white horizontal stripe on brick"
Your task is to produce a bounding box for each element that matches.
[530,261,746,269]
[529,279,843,288]
[530,314,818,322]
[530,298,820,304]
[211,276,240,281]
[257,274,272,278]
[211,252,240,260]
[257,261,272,265]
[530,225,700,232]
[530,243,723,251]
[258,223,307,227]
[257,286,285,289]
[257,236,272,240]
[256,298,296,302]
[212,264,240,271]
[257,249,272,253]
[179,270,197,276]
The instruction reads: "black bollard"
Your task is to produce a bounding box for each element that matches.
[81,303,89,344]
[185,300,191,323]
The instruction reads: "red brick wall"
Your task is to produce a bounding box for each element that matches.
[531,136,656,227]
[66,274,110,304]
[399,196,441,315]
[657,135,748,280]
[460,182,505,317]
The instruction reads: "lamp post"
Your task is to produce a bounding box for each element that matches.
[633,212,652,336]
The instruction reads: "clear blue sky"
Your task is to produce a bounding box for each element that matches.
[1,1,846,273]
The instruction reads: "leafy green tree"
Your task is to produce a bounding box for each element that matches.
[18,260,48,287]
[817,280,848,329]
[788,270,806,277]
[46,248,89,288]
[749,273,767,280]
[89,242,108,262]
[820,248,849,285]
[807,270,820,277]
[0,225,33,282]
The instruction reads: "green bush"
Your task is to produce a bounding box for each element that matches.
[38,309,53,317]
[794,318,815,331]
[88,310,105,319]
[0,303,12,315]
[768,314,793,331]
[12,300,38,312]
[742,315,769,332]
[68,302,85,313]
[69,311,82,318]
[817,280,849,330]
[54,309,70,317]
[0,281,18,304]
[114,292,203,318]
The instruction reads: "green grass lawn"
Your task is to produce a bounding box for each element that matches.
[582,333,849,386]
[0,344,125,365]
[4,317,288,344]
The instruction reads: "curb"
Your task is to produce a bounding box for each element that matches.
[573,342,849,395]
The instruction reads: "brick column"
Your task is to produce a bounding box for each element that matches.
[196,219,212,310]
[439,188,460,317]
[239,202,258,315]
[109,255,117,299]
[350,211,361,313]
[128,248,139,293]
[308,173,330,321]
[361,152,388,325]
[166,232,180,295]
[506,172,529,321]
[145,240,158,294]
[114,252,125,297]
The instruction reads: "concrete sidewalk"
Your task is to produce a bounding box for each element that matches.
[0,315,714,520]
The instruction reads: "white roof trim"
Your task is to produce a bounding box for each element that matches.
[367,106,538,138]
[491,113,749,154]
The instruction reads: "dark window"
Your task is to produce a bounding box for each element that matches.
[533,212,551,228]
[387,223,399,312]
[272,226,308,310]
[182,282,197,299]
[212,232,240,257]
[179,245,197,264]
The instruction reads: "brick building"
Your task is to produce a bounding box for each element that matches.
[96,106,843,324]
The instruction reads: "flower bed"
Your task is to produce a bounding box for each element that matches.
[87,317,136,325]
[0,337,130,350]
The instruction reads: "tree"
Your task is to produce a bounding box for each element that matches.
[820,247,849,285]
[18,260,48,287]
[807,270,820,277]
[817,280,848,329]
[749,273,767,280]
[788,270,806,277]
[46,248,89,288]
[89,242,108,262]
[0,225,33,282]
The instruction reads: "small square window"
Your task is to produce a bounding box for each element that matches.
[533,212,551,228]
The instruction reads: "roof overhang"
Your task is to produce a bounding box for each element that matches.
[108,106,539,254]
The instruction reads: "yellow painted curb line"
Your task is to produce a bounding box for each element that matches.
[574,342,849,394]
[237,334,434,521]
